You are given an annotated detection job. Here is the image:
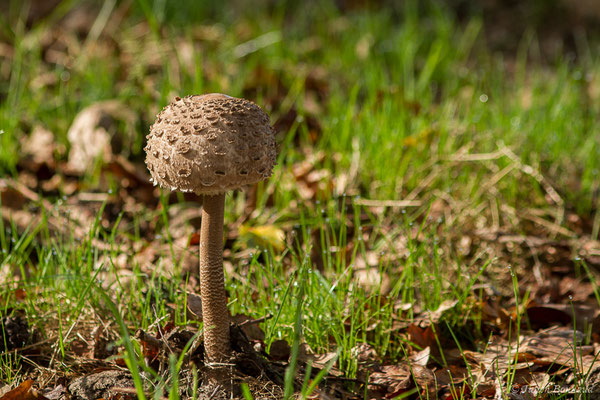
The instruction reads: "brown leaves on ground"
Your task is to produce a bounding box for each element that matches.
[0,380,49,400]
[363,326,600,399]
[3,3,600,399]
[66,100,137,174]
[68,370,135,400]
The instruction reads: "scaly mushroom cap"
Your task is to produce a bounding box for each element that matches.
[144,94,277,195]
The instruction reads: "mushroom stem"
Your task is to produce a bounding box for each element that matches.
[199,193,230,364]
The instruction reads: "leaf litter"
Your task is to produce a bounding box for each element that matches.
[4,147,598,398]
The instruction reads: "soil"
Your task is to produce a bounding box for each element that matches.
[63,324,286,400]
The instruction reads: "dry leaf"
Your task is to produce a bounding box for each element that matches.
[370,364,411,394]
[21,126,55,166]
[407,324,438,350]
[298,343,342,376]
[434,365,469,385]
[410,346,430,367]
[268,339,291,361]
[238,224,285,252]
[41,384,66,400]
[67,100,136,173]
[68,370,134,400]
[426,300,458,324]
[520,327,598,373]
[0,380,48,400]
[351,343,379,364]
[526,305,572,328]
[232,314,265,341]
[185,291,203,320]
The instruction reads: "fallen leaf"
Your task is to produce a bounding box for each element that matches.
[427,300,458,324]
[351,343,379,364]
[67,100,136,173]
[232,314,265,341]
[21,126,55,166]
[370,364,411,394]
[526,305,572,328]
[68,370,134,400]
[238,224,285,252]
[441,384,469,400]
[407,324,437,350]
[289,151,334,201]
[520,327,597,373]
[434,365,469,385]
[137,330,160,361]
[529,303,598,327]
[410,346,430,367]
[0,380,48,400]
[409,364,438,397]
[185,292,203,320]
[41,385,66,400]
[268,339,290,361]
[297,343,342,376]
[0,312,30,352]
[354,267,391,294]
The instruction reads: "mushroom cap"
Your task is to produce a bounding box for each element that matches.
[144,94,277,195]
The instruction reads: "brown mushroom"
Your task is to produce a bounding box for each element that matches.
[144,94,277,376]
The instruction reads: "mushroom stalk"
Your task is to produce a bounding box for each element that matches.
[199,193,230,363]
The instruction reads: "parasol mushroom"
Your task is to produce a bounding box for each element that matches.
[144,93,277,377]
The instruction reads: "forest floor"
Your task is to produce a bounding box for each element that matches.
[1,1,600,399]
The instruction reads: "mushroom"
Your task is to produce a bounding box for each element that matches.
[144,94,277,373]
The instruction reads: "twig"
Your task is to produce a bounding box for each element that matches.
[447,150,504,162]
[135,329,163,348]
[497,142,565,237]
[237,314,273,327]
[406,165,442,201]
[353,199,422,208]
[500,204,576,238]
[497,142,563,206]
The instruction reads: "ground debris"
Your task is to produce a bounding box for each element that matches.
[68,370,135,400]
[66,100,137,174]
[0,310,30,352]
[0,380,48,400]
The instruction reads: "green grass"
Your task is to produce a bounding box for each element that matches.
[1,0,600,398]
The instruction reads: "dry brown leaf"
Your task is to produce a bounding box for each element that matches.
[21,126,55,166]
[289,151,334,201]
[67,100,136,173]
[268,339,291,361]
[297,343,342,376]
[407,324,438,350]
[370,364,411,393]
[371,362,437,398]
[426,300,458,324]
[351,343,379,365]
[354,267,391,294]
[41,384,66,400]
[410,363,438,397]
[68,370,134,400]
[232,314,265,342]
[520,327,598,373]
[410,346,430,367]
[558,276,596,302]
[434,365,469,386]
[463,340,530,377]
[185,291,203,320]
[0,380,48,400]
[526,306,572,328]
